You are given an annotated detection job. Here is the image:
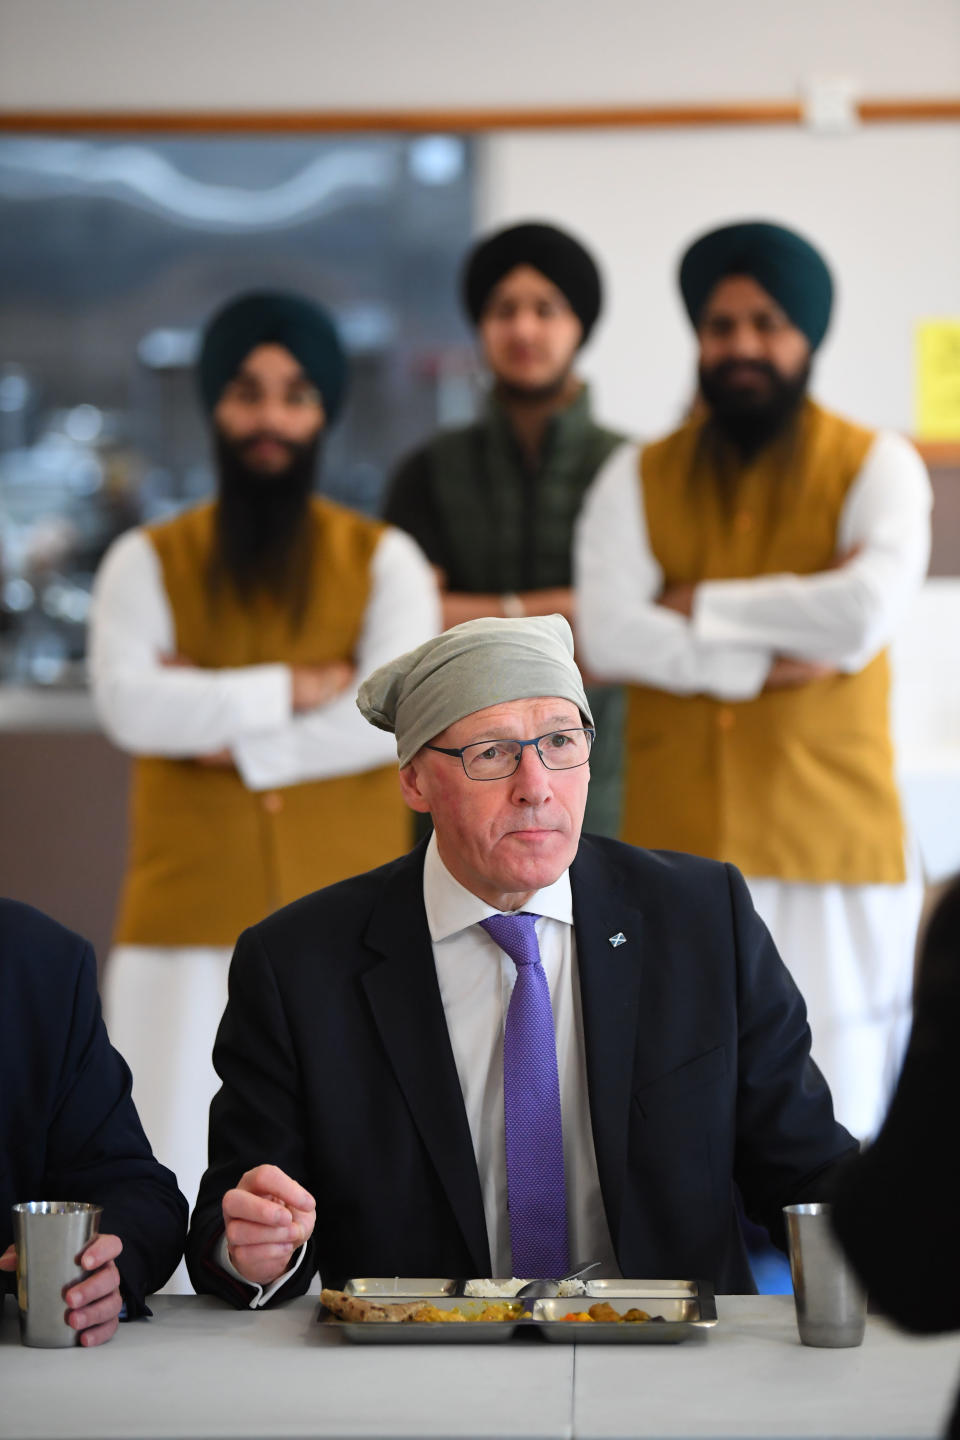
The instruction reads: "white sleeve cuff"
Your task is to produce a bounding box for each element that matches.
[233,686,399,789]
[695,640,771,701]
[694,578,781,646]
[215,1233,308,1309]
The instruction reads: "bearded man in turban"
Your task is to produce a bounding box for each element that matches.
[383,221,627,838]
[184,615,855,1305]
[576,220,932,1140]
[88,291,439,1251]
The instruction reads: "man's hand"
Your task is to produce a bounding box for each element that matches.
[0,1233,125,1347]
[291,662,355,713]
[763,657,839,691]
[222,1165,317,1288]
[195,748,235,769]
[828,543,863,570]
[657,582,697,618]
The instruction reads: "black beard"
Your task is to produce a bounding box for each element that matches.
[209,428,319,622]
[698,358,810,458]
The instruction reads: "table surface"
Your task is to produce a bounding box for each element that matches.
[2,1293,958,1440]
[0,686,98,731]
[573,1295,960,1440]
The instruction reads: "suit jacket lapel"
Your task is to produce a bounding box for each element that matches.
[571,839,647,1252]
[360,849,490,1274]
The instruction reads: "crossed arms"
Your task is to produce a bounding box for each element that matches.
[574,432,932,698]
[88,526,440,787]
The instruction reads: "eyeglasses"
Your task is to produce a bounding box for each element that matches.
[424,727,595,781]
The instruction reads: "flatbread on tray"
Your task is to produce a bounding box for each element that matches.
[320,1289,426,1323]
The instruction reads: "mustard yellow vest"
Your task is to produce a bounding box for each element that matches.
[623,401,906,884]
[114,498,409,945]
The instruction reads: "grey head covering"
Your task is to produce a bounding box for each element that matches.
[357,614,593,768]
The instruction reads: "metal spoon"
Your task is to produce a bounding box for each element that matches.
[515,1259,602,1299]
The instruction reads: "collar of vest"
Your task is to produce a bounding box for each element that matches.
[483,381,595,456]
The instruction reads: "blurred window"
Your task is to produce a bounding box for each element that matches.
[0,134,476,686]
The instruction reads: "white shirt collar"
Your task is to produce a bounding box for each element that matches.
[423,831,573,942]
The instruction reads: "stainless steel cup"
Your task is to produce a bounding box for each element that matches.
[12,1201,102,1348]
[783,1202,866,1348]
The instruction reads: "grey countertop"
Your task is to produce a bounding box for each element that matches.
[2,1293,959,1440]
[0,685,100,731]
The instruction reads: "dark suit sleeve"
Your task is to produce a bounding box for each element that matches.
[381,446,448,570]
[186,926,317,1307]
[725,865,859,1247]
[40,939,187,1316]
[831,882,960,1333]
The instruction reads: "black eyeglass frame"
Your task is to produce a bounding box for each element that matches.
[423,727,596,781]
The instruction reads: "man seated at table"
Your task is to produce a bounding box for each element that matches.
[186,615,857,1307]
[0,900,188,1344]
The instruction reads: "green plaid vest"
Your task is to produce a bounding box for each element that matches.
[422,386,624,592]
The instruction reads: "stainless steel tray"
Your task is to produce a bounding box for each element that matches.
[344,1277,459,1297]
[532,1283,717,1344]
[320,1291,523,1343]
[319,1278,718,1343]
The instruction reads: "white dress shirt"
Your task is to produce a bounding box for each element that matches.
[423,834,618,1279]
[575,429,932,696]
[88,522,440,788]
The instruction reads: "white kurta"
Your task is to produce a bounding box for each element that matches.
[89,524,441,1289]
[574,429,932,1140]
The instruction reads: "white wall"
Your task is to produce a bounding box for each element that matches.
[3,0,959,435]
[480,122,960,436]
[1,0,958,109]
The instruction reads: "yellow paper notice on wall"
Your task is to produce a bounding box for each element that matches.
[915,319,960,439]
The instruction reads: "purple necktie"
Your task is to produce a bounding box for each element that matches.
[480,911,570,1278]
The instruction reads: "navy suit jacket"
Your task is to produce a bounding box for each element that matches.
[0,900,187,1314]
[186,837,856,1303]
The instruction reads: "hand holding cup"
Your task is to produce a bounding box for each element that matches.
[8,1201,123,1347]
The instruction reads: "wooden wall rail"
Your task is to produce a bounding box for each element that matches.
[1,98,960,134]
[3,98,959,460]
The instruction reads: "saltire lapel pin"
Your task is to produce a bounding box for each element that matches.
[608,932,626,948]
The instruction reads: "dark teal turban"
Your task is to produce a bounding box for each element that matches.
[679,221,834,352]
[197,291,348,421]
